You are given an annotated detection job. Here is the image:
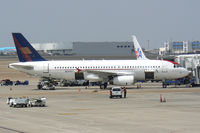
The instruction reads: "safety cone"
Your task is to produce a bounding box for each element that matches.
[160,94,162,102]
[78,88,81,92]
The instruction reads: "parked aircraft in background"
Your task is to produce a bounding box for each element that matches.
[9,33,190,89]
[132,35,149,60]
[0,47,15,51]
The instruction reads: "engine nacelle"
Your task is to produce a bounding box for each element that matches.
[84,73,101,82]
[113,75,134,86]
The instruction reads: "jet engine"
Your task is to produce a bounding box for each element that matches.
[113,75,134,86]
[84,73,101,82]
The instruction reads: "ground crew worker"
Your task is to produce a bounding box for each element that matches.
[124,87,127,98]
[109,89,112,98]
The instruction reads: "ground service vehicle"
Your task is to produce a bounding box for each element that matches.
[38,81,55,90]
[9,97,29,108]
[14,80,29,85]
[0,79,13,86]
[28,97,46,107]
[41,82,55,90]
[7,97,13,104]
[110,87,122,98]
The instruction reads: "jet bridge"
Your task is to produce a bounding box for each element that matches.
[175,55,200,86]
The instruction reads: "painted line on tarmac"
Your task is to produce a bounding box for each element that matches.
[0,126,25,133]
[58,113,77,115]
[72,108,89,111]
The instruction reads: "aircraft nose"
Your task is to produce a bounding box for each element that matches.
[188,70,191,74]
[183,69,190,77]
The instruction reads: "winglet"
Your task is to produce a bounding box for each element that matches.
[132,35,149,60]
[12,33,46,62]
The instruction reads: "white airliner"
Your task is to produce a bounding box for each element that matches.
[9,33,190,88]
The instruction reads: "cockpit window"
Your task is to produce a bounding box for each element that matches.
[174,64,182,68]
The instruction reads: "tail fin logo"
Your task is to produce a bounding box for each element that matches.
[20,47,32,54]
[136,48,142,58]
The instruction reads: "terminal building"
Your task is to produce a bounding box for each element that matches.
[31,41,135,56]
[32,42,73,55]
[72,42,134,56]
[160,40,200,55]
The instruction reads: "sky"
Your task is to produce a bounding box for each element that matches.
[0,0,199,49]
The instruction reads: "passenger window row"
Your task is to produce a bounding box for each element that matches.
[54,66,161,69]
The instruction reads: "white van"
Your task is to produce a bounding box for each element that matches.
[110,87,122,98]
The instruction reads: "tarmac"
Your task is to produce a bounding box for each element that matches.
[0,56,200,133]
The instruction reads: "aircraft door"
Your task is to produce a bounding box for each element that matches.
[162,62,168,73]
[145,72,154,80]
[75,72,84,80]
[43,63,49,73]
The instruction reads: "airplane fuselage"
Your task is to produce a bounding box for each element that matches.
[9,59,189,85]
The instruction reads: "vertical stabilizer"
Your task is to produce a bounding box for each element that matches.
[132,35,149,60]
[12,33,46,62]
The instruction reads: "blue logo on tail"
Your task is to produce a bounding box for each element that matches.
[136,48,142,58]
[12,33,46,62]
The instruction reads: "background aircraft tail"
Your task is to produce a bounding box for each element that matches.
[12,33,46,62]
[132,35,149,60]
